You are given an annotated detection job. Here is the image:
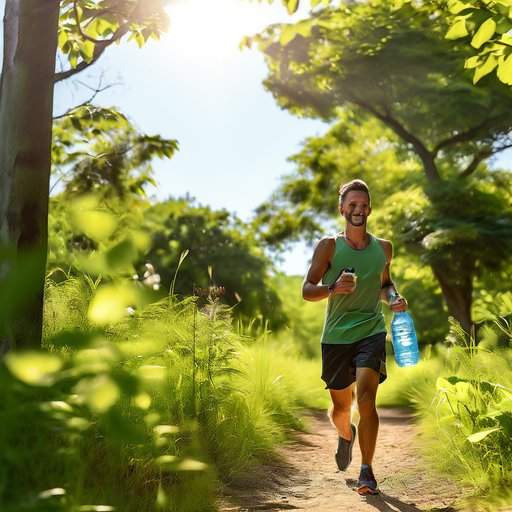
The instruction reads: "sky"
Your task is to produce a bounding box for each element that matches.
[1,0,511,276]
[51,0,328,276]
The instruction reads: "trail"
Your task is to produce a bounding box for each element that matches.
[219,408,468,512]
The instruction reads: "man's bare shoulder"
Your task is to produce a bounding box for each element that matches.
[317,235,336,247]
[314,235,336,255]
[310,236,336,265]
[375,237,393,261]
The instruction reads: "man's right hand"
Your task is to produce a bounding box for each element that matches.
[330,273,357,295]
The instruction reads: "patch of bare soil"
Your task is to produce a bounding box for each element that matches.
[218,408,469,512]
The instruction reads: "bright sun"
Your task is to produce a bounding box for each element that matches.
[163,0,286,61]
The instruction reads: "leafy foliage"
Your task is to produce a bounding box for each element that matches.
[253,112,420,247]
[440,0,512,85]
[52,104,178,199]
[56,0,169,80]
[49,100,284,328]
[141,198,286,330]
[377,175,512,269]
[251,1,512,176]
[0,201,326,510]
[249,0,512,327]
[378,293,512,506]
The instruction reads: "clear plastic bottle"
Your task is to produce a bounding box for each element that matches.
[390,308,420,367]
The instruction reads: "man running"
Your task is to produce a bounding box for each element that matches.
[302,179,408,495]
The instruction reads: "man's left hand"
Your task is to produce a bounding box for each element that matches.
[390,295,408,312]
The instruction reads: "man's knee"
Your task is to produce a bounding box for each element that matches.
[332,402,351,415]
[357,392,377,417]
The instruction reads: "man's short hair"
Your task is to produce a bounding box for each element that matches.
[338,179,371,205]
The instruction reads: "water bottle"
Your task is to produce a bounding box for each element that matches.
[390,295,420,367]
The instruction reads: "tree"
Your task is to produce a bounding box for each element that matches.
[251,1,512,331]
[0,0,169,352]
[285,0,512,86]
[141,198,286,330]
[253,112,419,248]
[47,107,282,328]
[52,104,178,199]
[48,104,177,271]
[254,115,451,344]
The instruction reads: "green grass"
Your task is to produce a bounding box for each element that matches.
[0,274,327,512]
[379,316,512,511]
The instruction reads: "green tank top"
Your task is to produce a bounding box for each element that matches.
[321,233,387,344]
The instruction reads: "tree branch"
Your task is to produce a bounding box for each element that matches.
[54,20,130,83]
[433,116,505,155]
[53,76,120,119]
[459,147,492,178]
[350,97,441,182]
[459,140,512,178]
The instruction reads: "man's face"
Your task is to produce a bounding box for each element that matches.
[339,190,371,227]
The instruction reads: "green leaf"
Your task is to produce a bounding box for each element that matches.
[280,25,299,45]
[467,427,501,443]
[473,54,498,83]
[68,49,78,68]
[175,458,208,471]
[134,393,152,410]
[137,365,168,382]
[284,0,299,15]
[497,291,512,315]
[88,284,141,325]
[80,40,95,62]
[5,352,63,386]
[154,425,180,436]
[464,55,480,69]
[471,18,497,49]
[75,375,120,413]
[446,18,469,40]
[436,376,455,393]
[70,195,118,241]
[155,454,178,469]
[495,17,512,34]
[392,0,411,8]
[105,239,138,271]
[448,1,475,14]
[58,29,69,49]
[497,53,512,82]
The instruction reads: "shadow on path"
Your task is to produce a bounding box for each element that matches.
[345,479,422,512]
[343,477,457,512]
[365,492,455,512]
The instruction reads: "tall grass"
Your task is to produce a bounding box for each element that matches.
[0,274,326,512]
[379,307,512,510]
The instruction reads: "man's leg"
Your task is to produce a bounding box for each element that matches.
[328,385,354,441]
[355,367,380,465]
[329,384,357,471]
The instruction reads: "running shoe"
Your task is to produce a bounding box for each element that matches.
[357,465,379,495]
[335,423,356,471]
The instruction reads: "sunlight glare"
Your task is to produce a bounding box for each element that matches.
[162,0,285,62]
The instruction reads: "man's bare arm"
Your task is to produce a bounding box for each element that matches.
[378,239,408,312]
[302,237,357,301]
[302,238,334,301]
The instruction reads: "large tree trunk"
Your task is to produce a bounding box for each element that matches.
[430,260,473,335]
[0,0,60,353]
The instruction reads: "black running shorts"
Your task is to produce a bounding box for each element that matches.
[321,331,387,390]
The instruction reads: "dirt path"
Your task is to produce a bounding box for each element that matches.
[219,408,467,512]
